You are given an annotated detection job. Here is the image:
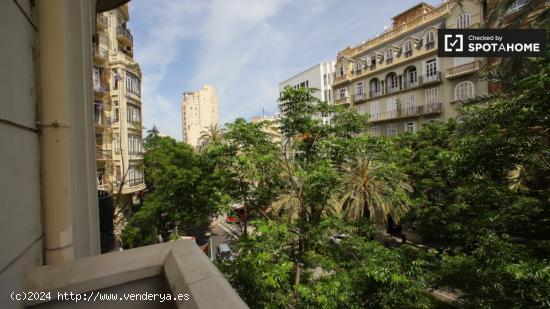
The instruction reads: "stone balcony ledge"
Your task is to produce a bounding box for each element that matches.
[25,240,248,308]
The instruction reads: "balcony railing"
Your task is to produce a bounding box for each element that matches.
[386,86,400,94]
[371,102,442,122]
[334,96,351,105]
[334,74,348,83]
[419,72,442,86]
[352,93,367,103]
[129,178,144,186]
[93,45,108,62]
[116,27,133,46]
[339,1,453,58]
[403,102,442,116]
[369,89,383,98]
[25,240,247,308]
[403,79,420,90]
[446,60,481,79]
[351,69,363,76]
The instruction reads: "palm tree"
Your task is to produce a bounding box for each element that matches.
[199,123,224,146]
[339,157,412,227]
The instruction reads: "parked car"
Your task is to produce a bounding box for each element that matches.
[216,243,234,261]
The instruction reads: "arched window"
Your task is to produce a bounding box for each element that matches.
[386,73,399,93]
[339,88,347,99]
[404,66,417,88]
[457,13,471,29]
[455,81,475,100]
[386,49,393,64]
[370,78,381,97]
[404,40,413,57]
[426,31,435,50]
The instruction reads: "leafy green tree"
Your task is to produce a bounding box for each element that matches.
[122,135,228,248]
[222,118,284,236]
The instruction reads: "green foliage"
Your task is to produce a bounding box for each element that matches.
[122,135,229,248]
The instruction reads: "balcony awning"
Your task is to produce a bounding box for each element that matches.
[96,0,130,13]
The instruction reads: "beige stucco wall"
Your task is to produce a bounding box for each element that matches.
[0,0,100,307]
[332,0,488,136]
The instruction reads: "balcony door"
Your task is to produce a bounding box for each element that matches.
[386,97,398,119]
[425,59,438,81]
[370,101,379,120]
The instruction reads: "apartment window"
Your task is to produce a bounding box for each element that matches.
[370,78,381,96]
[368,55,376,69]
[94,102,102,124]
[93,66,101,91]
[405,122,417,133]
[112,101,119,122]
[113,133,121,154]
[96,133,103,146]
[327,89,331,103]
[339,88,347,99]
[405,92,416,114]
[426,88,439,109]
[128,166,144,186]
[370,101,379,120]
[386,73,399,93]
[455,81,475,100]
[426,31,435,50]
[323,74,328,86]
[387,124,398,137]
[354,61,362,72]
[371,126,381,136]
[128,134,142,155]
[125,71,141,96]
[338,65,344,76]
[355,82,364,96]
[386,49,393,64]
[457,13,471,29]
[405,66,417,87]
[426,59,438,81]
[386,97,398,118]
[126,104,141,124]
[404,40,413,57]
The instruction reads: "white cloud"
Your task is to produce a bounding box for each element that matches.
[130,0,437,140]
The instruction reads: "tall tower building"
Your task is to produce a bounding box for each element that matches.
[182,85,220,147]
[93,4,145,208]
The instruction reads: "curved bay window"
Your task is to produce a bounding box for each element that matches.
[125,71,141,96]
[455,81,475,100]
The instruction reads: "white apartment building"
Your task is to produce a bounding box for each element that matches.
[279,61,336,123]
[279,61,336,104]
[182,85,220,147]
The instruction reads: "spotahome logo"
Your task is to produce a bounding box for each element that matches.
[438,29,546,57]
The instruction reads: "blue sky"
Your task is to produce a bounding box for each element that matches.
[129,0,440,140]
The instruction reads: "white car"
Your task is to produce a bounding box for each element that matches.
[216,243,234,261]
